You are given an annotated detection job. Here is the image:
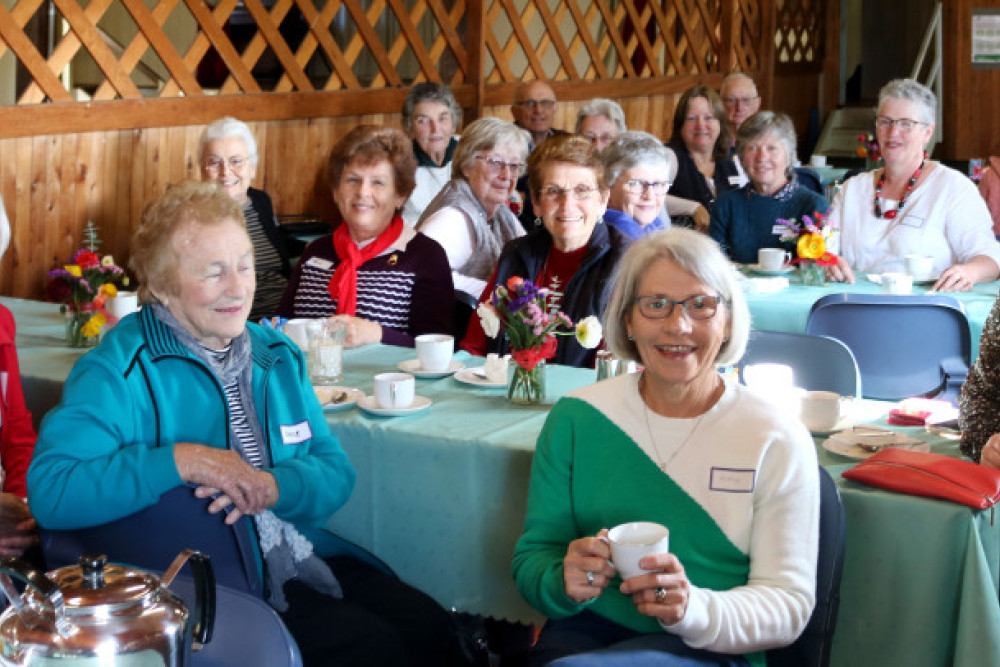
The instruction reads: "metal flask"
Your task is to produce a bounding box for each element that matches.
[0,550,214,666]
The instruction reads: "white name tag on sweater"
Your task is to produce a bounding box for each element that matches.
[280,421,312,445]
[305,257,334,271]
[709,467,755,493]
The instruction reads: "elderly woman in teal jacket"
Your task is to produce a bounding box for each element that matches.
[28,181,468,667]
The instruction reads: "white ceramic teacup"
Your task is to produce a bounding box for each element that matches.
[800,390,847,432]
[881,272,913,295]
[904,254,935,282]
[810,154,827,168]
[373,372,415,409]
[758,248,791,272]
[608,521,670,581]
[107,291,139,321]
[415,334,454,372]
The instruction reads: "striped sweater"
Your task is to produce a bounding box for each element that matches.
[277,225,454,347]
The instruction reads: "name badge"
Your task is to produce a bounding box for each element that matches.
[771,225,786,235]
[728,175,743,186]
[710,467,755,493]
[899,214,925,229]
[305,257,334,271]
[280,421,312,445]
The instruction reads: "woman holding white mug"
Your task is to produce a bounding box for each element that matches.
[512,229,819,665]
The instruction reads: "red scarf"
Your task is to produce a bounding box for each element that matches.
[327,215,404,315]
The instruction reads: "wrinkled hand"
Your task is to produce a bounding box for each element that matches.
[563,529,615,603]
[933,264,974,292]
[825,256,855,284]
[174,443,278,524]
[620,553,691,626]
[981,434,1000,470]
[0,493,37,558]
[692,206,711,233]
[327,315,382,348]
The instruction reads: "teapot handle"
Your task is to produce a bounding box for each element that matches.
[0,557,73,638]
[161,549,216,649]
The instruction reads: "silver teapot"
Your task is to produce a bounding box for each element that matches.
[0,550,214,666]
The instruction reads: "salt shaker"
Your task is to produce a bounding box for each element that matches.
[595,350,620,382]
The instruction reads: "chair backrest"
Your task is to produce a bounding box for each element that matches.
[40,485,263,598]
[767,466,846,667]
[805,293,971,401]
[738,330,862,397]
[793,166,825,195]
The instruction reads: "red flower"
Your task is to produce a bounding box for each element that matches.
[511,346,544,371]
[74,250,100,269]
[506,276,524,292]
[45,279,72,304]
[539,335,557,360]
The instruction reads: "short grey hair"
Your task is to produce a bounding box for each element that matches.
[603,228,749,367]
[575,98,627,134]
[451,118,531,180]
[602,131,675,186]
[877,78,936,126]
[735,111,798,181]
[720,72,758,97]
[199,117,258,164]
[401,82,462,133]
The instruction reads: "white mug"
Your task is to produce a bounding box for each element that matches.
[903,254,934,281]
[800,390,846,432]
[415,334,454,372]
[608,521,670,581]
[107,291,139,321]
[809,155,827,168]
[881,272,913,295]
[373,372,415,409]
[758,248,791,272]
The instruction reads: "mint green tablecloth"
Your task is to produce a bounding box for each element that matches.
[7,296,1000,666]
[744,275,999,359]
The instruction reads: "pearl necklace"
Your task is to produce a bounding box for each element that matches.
[874,152,927,220]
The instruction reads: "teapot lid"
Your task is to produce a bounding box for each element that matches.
[31,554,161,614]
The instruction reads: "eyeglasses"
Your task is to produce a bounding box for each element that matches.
[684,114,719,124]
[583,132,616,144]
[622,179,671,195]
[634,294,725,320]
[515,99,556,110]
[723,95,759,108]
[203,155,251,171]
[875,116,927,133]
[475,155,526,177]
[538,184,599,202]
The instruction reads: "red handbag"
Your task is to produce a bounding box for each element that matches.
[842,448,1000,509]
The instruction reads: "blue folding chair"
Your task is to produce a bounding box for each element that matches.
[738,330,862,396]
[767,466,845,667]
[805,293,971,402]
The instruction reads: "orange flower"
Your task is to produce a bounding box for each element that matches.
[797,233,826,260]
[506,276,524,292]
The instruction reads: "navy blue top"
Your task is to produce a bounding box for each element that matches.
[604,208,667,240]
[708,181,829,264]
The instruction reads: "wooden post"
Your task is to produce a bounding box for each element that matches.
[467,0,486,123]
[758,0,777,110]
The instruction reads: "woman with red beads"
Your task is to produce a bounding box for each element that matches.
[826,79,1000,292]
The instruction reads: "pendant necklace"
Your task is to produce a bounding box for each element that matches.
[874,151,927,220]
[639,374,709,472]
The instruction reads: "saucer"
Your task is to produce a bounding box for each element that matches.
[911,274,940,286]
[397,358,464,378]
[454,367,507,388]
[822,428,928,460]
[358,394,432,417]
[313,386,364,412]
[808,417,858,436]
[747,263,794,276]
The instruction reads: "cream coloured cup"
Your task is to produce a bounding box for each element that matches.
[415,334,454,372]
[758,248,791,271]
[373,372,415,409]
[608,521,670,581]
[800,390,845,432]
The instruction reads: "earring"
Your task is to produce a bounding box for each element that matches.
[533,216,542,227]
[627,334,634,341]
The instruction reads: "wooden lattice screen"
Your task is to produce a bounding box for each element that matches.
[0,0,768,138]
[774,0,825,72]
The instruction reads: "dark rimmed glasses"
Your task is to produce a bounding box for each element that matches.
[634,294,725,320]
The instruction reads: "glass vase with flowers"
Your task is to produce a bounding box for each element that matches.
[45,222,129,347]
[476,276,603,405]
[775,211,839,287]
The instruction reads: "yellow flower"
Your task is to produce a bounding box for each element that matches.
[797,233,826,260]
[65,264,82,277]
[80,313,106,338]
[100,283,118,297]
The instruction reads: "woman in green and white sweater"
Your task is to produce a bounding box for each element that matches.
[512,228,819,666]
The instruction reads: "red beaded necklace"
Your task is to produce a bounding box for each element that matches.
[874,152,927,220]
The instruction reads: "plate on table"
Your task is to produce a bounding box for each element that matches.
[746,263,794,276]
[357,395,432,417]
[822,427,929,460]
[911,274,940,286]
[313,386,364,412]
[396,358,464,378]
[454,367,507,389]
